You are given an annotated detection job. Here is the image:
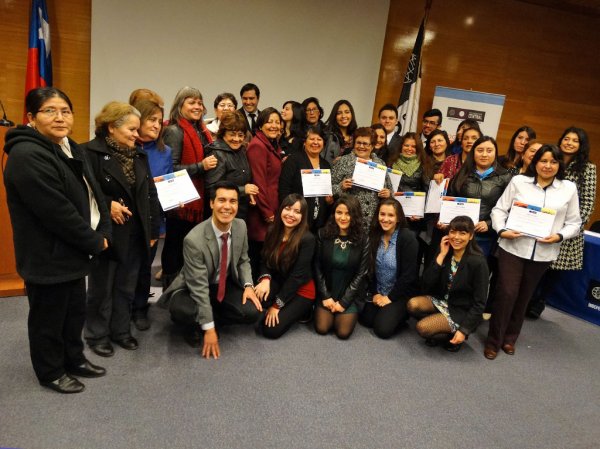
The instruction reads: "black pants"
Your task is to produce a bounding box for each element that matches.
[261,295,313,339]
[486,248,550,350]
[359,300,408,339]
[25,279,87,383]
[161,217,197,285]
[170,279,261,327]
[133,242,158,317]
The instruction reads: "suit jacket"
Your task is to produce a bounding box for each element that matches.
[158,217,253,325]
[238,107,260,135]
[387,132,402,163]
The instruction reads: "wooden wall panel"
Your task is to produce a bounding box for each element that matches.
[374,0,599,226]
[0,0,91,295]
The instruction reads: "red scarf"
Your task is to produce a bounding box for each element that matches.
[175,118,213,223]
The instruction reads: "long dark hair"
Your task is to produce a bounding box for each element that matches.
[262,194,309,273]
[440,216,483,262]
[386,132,425,167]
[506,126,536,166]
[450,136,505,194]
[558,126,590,185]
[282,100,303,140]
[368,198,407,272]
[321,194,364,242]
[325,99,357,140]
[524,144,565,181]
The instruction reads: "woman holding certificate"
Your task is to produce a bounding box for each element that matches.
[527,127,597,318]
[314,195,369,339]
[485,145,581,360]
[332,127,392,232]
[449,136,511,257]
[408,216,489,352]
[161,87,217,288]
[278,126,332,233]
[359,199,419,339]
[255,194,316,339]
[388,132,428,193]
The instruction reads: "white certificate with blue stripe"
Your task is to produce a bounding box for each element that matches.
[505,200,556,238]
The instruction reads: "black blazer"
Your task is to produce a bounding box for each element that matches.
[370,227,419,302]
[260,232,316,306]
[422,252,489,335]
[279,151,332,232]
[314,230,369,310]
[84,136,161,263]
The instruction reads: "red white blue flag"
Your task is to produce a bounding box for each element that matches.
[24,0,52,120]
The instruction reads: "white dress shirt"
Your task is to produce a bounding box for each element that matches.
[491,175,581,262]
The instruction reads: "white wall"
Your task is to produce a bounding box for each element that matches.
[90,0,389,136]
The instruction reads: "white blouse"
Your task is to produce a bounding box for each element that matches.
[491,175,581,262]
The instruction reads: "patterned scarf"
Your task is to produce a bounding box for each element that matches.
[393,154,421,177]
[105,136,136,185]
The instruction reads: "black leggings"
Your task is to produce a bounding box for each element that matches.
[262,295,313,339]
[359,300,408,339]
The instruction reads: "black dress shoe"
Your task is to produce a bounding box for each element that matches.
[90,342,114,358]
[112,336,139,350]
[184,326,202,348]
[444,342,463,352]
[67,360,107,378]
[424,338,439,347]
[133,315,151,331]
[41,374,85,394]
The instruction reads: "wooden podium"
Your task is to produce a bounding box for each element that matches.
[0,126,26,297]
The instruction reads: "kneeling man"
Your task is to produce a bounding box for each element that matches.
[159,181,262,358]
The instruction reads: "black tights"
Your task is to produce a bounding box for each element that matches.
[407,296,452,339]
[314,305,358,340]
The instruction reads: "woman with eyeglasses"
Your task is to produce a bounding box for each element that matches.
[301,97,325,135]
[331,127,392,232]
[4,87,111,393]
[205,92,238,137]
[485,145,581,360]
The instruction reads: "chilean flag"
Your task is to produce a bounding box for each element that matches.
[24,0,52,121]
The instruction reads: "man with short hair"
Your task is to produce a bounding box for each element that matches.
[420,108,443,144]
[378,103,402,155]
[238,83,261,135]
[158,181,262,358]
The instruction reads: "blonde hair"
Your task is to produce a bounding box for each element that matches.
[94,101,140,137]
[129,88,164,108]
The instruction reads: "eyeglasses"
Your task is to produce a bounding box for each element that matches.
[38,108,73,118]
[306,108,319,114]
[422,119,439,126]
[217,103,235,109]
[355,142,372,148]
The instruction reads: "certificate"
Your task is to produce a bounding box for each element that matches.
[352,158,387,192]
[439,196,481,225]
[424,178,449,214]
[153,170,200,211]
[301,169,332,197]
[387,168,402,192]
[394,192,426,217]
[505,201,556,238]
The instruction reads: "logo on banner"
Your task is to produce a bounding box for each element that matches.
[587,280,600,311]
[446,107,486,122]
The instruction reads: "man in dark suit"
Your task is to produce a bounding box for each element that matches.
[378,103,402,156]
[238,83,260,135]
[158,181,262,358]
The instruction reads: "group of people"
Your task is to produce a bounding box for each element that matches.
[3,84,595,394]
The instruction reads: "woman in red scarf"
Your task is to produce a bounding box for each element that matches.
[161,87,217,288]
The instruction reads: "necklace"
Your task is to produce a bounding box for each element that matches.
[334,237,351,250]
